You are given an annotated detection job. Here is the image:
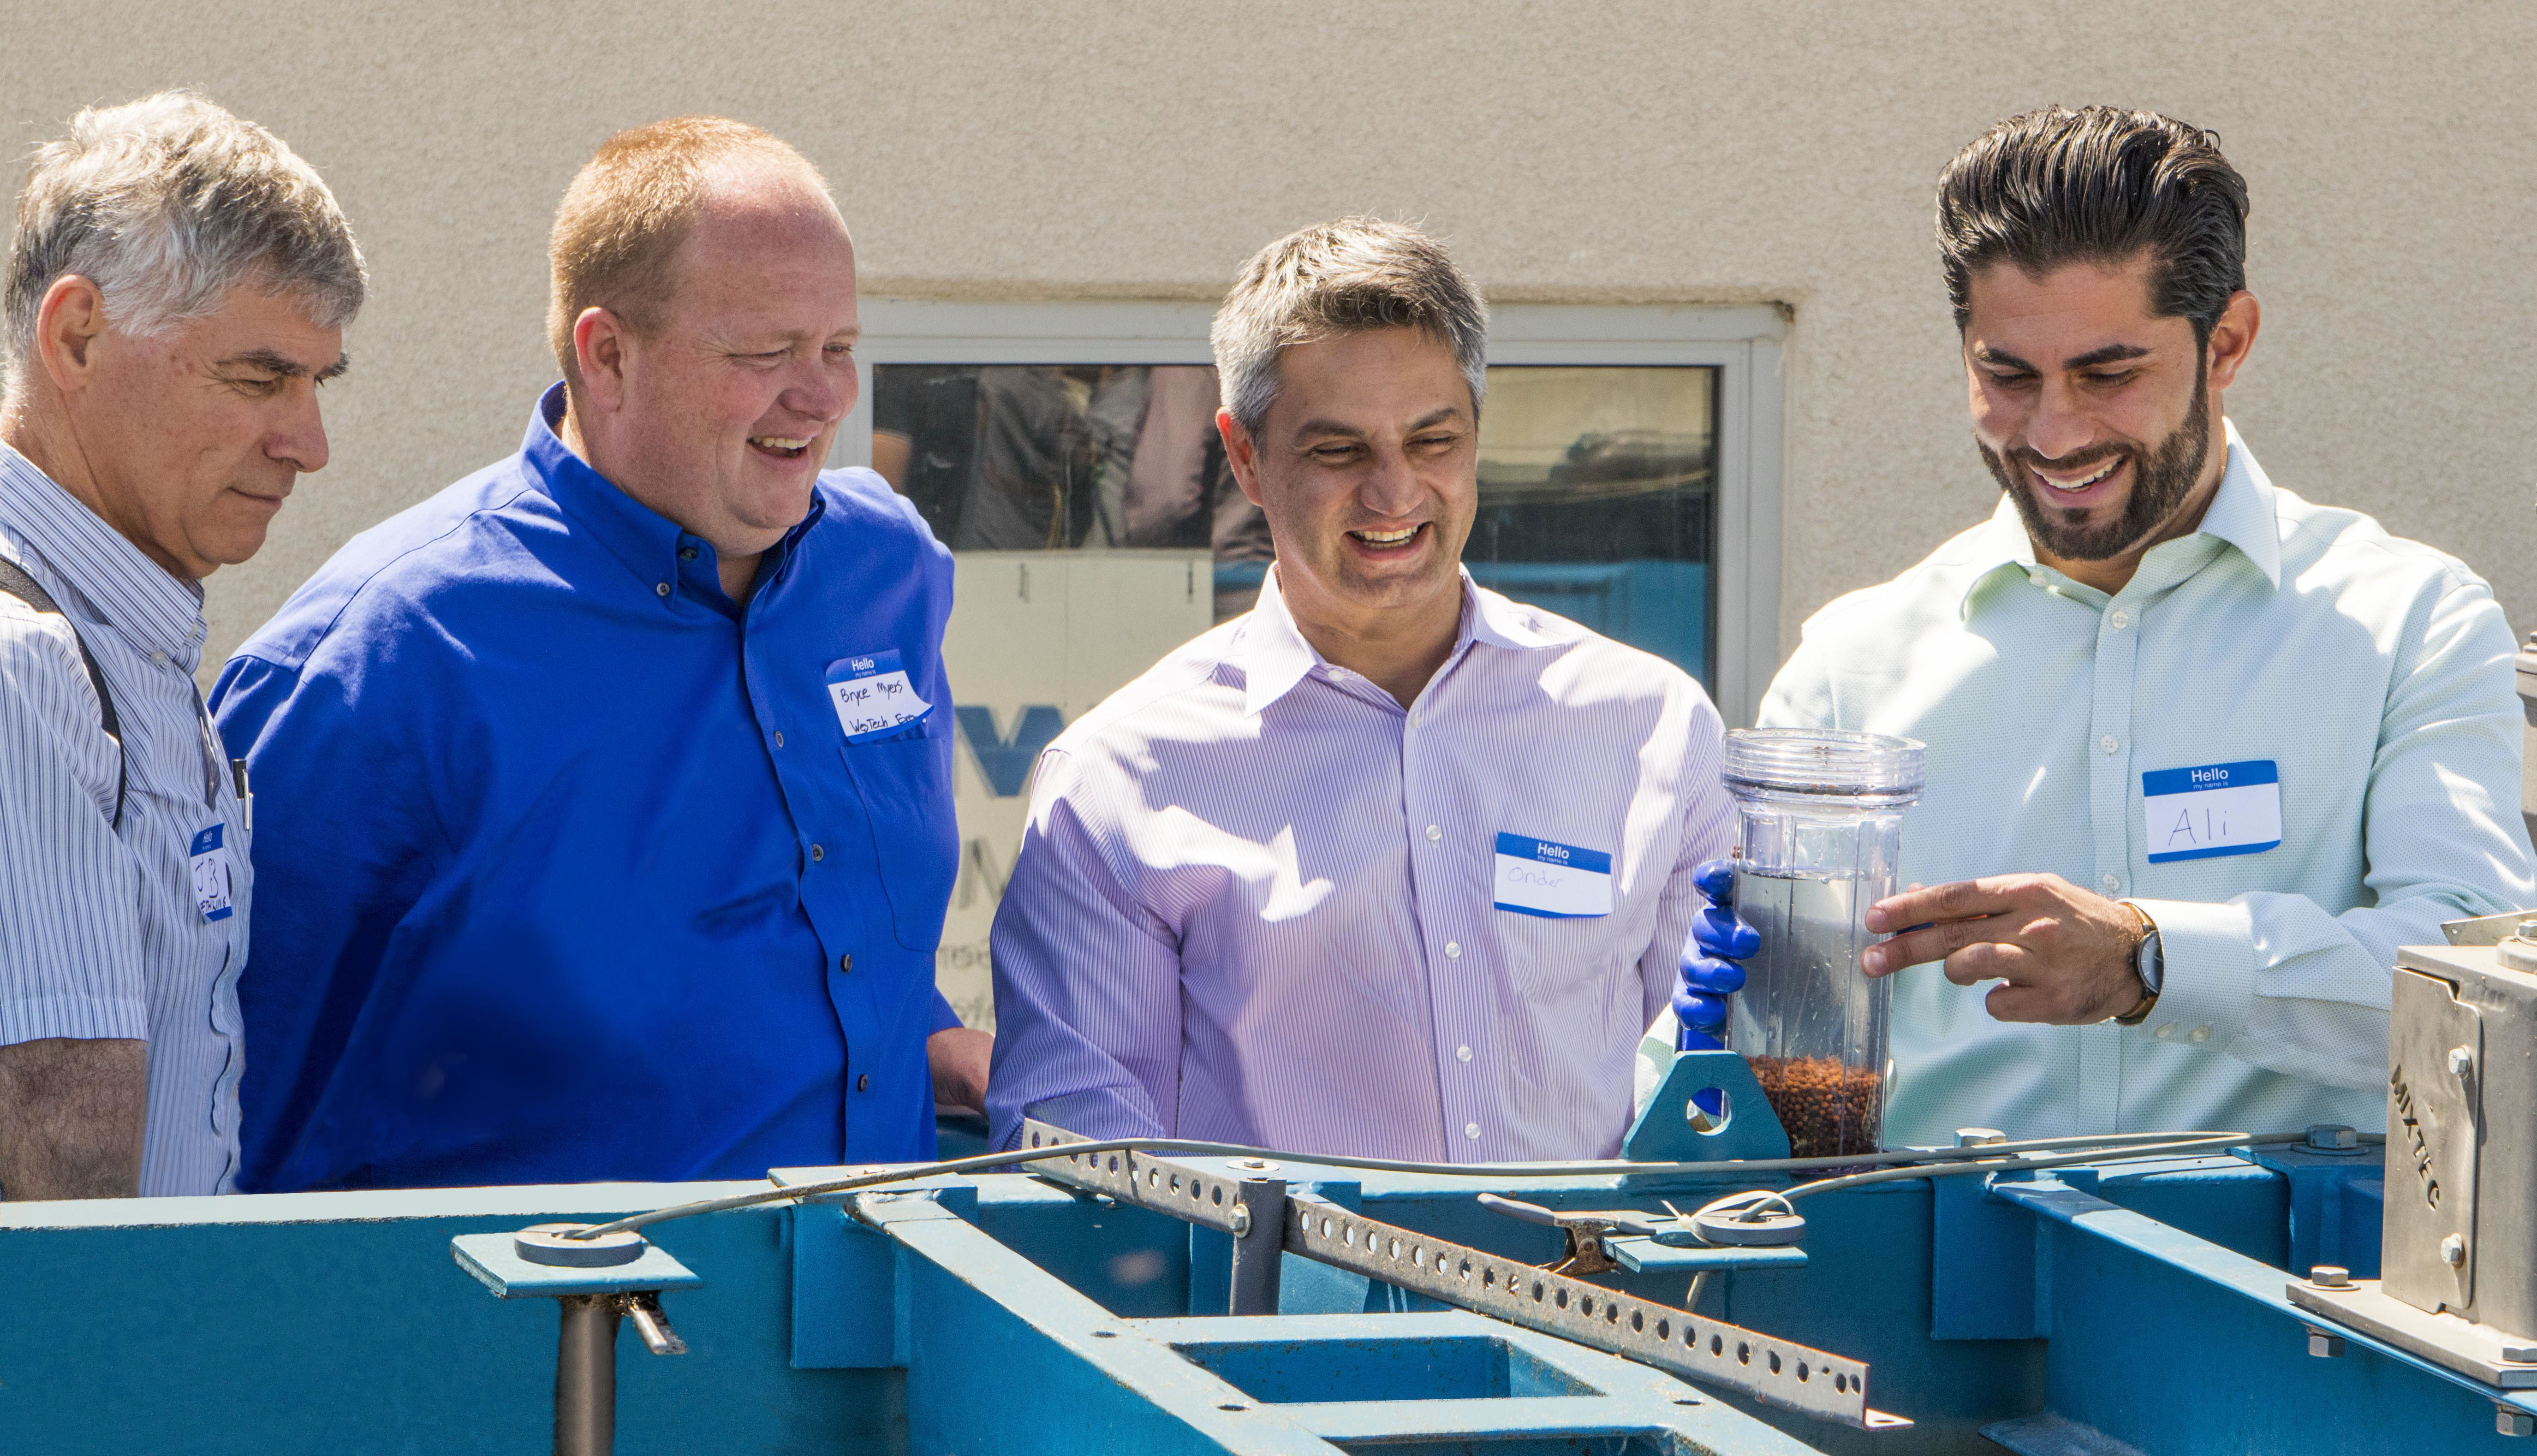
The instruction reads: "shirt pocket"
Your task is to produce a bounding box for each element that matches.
[1493,909,1637,1035]
[840,722,958,952]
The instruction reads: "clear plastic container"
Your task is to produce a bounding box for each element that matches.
[1721,728,1925,1160]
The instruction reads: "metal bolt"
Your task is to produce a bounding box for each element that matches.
[2306,1124,2359,1152]
[2309,1265,2353,1290]
[2505,1343,2537,1365]
[2444,1234,2469,1267]
[2518,920,2537,941]
[2501,1404,2537,1439]
[1225,1157,1280,1174]
[2450,1046,2476,1078]
[2306,1327,2346,1358]
[1955,1128,2007,1148]
[1227,1204,1251,1237]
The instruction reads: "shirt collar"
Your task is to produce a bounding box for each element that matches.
[1233,563,1557,717]
[0,440,208,667]
[1957,416,2282,618]
[521,382,824,612]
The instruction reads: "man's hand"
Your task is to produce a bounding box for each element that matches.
[927,1027,994,1115]
[0,1037,146,1200]
[1861,874,2148,1025]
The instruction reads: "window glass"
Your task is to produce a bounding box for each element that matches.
[871,361,1716,1027]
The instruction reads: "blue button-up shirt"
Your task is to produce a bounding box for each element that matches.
[211,385,960,1190]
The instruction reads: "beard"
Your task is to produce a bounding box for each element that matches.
[1980,363,2213,563]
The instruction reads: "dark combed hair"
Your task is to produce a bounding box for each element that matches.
[1936,107,2249,344]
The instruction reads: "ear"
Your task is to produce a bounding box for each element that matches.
[33,275,109,394]
[2204,290,2260,394]
[1218,407,1267,509]
[572,306,632,415]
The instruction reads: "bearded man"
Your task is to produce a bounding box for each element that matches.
[1749,107,2534,1143]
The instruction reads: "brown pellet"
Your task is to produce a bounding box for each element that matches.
[1747,1054,1882,1159]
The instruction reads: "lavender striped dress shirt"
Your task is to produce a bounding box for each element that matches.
[0,443,249,1195]
[986,566,1735,1161]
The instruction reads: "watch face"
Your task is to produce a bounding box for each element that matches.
[2137,932,2164,996]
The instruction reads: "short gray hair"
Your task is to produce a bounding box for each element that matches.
[1210,217,1487,439]
[5,92,364,378]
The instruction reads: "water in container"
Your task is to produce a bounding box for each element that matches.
[1721,728,1925,1160]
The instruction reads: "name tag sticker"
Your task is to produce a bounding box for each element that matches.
[189,822,235,922]
[826,650,932,743]
[1492,833,1614,919]
[2143,759,2282,863]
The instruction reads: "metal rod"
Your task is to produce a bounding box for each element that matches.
[555,1294,620,1456]
[1227,1177,1287,1315]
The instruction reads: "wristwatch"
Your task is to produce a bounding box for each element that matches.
[2112,901,2163,1026]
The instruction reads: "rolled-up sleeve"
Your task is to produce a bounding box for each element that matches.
[985,748,1183,1149]
[0,612,147,1045]
[2136,574,2537,1087]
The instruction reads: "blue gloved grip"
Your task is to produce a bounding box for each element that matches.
[1676,858,1755,1058]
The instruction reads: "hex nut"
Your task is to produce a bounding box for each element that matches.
[2306,1124,2359,1152]
[1955,1128,2007,1148]
[2309,1265,2353,1290]
[2451,1046,2476,1078]
[2501,1405,2537,1439]
[2307,1329,2346,1358]
[2445,1234,2469,1267]
[2503,1344,2537,1365]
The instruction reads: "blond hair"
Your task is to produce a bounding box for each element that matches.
[545,116,826,383]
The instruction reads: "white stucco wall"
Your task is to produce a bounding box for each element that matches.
[8,0,2533,671]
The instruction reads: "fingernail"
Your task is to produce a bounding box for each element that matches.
[1861,948,1884,975]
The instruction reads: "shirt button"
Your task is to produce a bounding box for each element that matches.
[772,731,785,748]
[1425,825,1441,843]
[2190,1026,2211,1043]
[857,1074,870,1092]
[655,582,672,598]
[2108,609,2129,630]
[679,546,699,561]
[810,844,825,862]
[2155,1023,2177,1040]
[2102,874,2121,893]
[839,953,853,973]
[2100,735,2120,755]
[1456,1045,1472,1063]
[149,650,167,667]
[1444,941,1462,959]
[1464,1123,1481,1140]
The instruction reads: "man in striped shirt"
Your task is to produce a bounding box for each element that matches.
[987,220,1738,1161]
[0,94,363,1198]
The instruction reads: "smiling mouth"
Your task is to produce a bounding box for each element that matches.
[2032,456,2122,493]
[1349,523,1426,549]
[750,435,814,461]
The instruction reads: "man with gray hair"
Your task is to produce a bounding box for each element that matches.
[987,219,1738,1161]
[0,92,361,1198]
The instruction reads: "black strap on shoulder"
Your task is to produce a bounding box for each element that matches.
[0,555,127,829]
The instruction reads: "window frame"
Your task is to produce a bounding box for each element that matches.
[840,300,1786,726]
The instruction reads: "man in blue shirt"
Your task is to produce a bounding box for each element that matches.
[211,116,984,1190]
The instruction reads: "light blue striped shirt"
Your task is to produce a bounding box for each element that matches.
[987,566,1737,1161]
[0,443,248,1195]
[1756,425,2535,1144]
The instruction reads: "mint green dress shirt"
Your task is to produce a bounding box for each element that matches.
[1756,424,2535,1144]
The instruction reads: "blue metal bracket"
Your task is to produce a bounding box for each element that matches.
[1607,1237,1808,1275]
[1623,1048,1791,1162]
[450,1232,702,1299]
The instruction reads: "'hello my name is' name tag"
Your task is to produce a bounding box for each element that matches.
[1492,833,1614,919]
[826,650,931,743]
[190,822,236,922]
[2142,759,2281,864]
